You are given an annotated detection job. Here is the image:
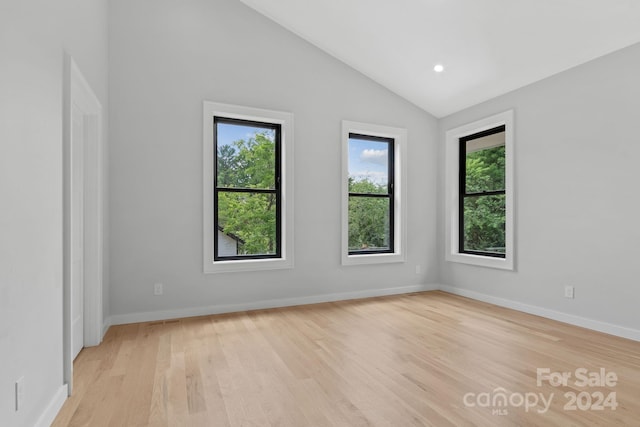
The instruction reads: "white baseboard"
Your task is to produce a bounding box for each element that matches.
[439,285,640,342]
[102,317,112,338]
[110,284,438,325]
[34,384,68,427]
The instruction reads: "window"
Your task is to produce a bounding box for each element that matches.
[342,121,406,265]
[459,125,506,258]
[348,134,394,254]
[203,102,293,273]
[445,110,514,270]
[214,117,281,260]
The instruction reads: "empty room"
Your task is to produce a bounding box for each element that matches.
[2,0,640,426]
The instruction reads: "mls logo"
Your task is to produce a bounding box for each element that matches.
[492,408,509,416]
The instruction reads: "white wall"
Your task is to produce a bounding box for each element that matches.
[108,0,438,322]
[0,1,108,426]
[438,43,640,335]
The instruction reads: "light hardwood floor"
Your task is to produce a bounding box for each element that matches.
[52,291,640,426]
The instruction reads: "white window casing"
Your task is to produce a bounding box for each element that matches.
[341,120,407,266]
[203,101,294,273]
[445,110,515,270]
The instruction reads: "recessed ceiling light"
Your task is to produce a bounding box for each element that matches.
[434,64,444,73]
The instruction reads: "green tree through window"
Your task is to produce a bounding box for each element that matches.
[348,178,390,250]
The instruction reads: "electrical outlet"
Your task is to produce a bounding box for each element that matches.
[415,265,421,274]
[15,377,24,411]
[153,283,163,296]
[564,286,574,299]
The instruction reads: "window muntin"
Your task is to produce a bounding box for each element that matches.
[347,133,394,254]
[459,125,506,258]
[214,117,281,260]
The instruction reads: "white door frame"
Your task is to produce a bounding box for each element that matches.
[63,54,104,394]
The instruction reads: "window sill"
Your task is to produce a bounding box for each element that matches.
[342,252,405,266]
[204,257,293,274]
[446,252,513,270]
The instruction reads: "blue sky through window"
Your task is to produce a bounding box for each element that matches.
[348,137,388,185]
[217,122,275,147]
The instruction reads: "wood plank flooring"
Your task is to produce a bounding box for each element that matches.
[52,291,640,426]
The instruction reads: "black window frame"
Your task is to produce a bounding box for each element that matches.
[348,133,394,255]
[459,125,506,259]
[213,116,282,261]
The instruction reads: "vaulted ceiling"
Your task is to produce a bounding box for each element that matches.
[239,0,640,117]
